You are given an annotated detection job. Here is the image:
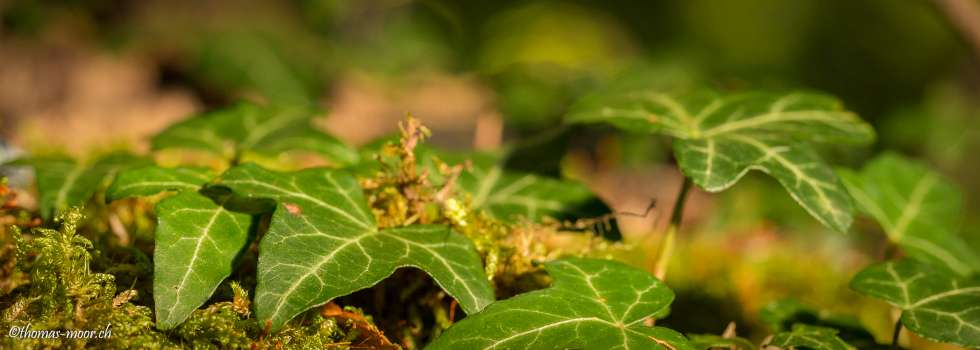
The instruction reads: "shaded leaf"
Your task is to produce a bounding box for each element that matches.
[106,166,214,201]
[426,258,693,350]
[15,153,149,219]
[687,334,755,350]
[568,90,874,232]
[152,190,253,329]
[850,259,980,348]
[765,324,854,350]
[839,153,980,276]
[152,102,358,165]
[460,165,607,223]
[759,299,885,349]
[216,163,494,331]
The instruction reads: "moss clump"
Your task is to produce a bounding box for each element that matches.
[1,207,178,349]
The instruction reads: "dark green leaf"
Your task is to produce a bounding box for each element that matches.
[427,258,693,350]
[17,153,149,219]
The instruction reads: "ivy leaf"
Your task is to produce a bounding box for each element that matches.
[765,324,855,350]
[568,90,874,232]
[106,166,214,201]
[106,165,262,329]
[839,153,980,276]
[151,190,253,329]
[759,299,887,349]
[687,334,755,350]
[216,163,494,331]
[14,153,149,219]
[850,259,980,348]
[460,165,610,223]
[426,258,694,350]
[152,102,358,165]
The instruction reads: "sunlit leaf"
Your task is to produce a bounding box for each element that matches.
[106,166,213,201]
[839,153,980,276]
[151,190,253,329]
[568,90,874,232]
[850,259,980,348]
[14,153,149,219]
[427,258,693,350]
[107,165,262,329]
[152,102,358,165]
[216,163,494,331]
[766,324,854,350]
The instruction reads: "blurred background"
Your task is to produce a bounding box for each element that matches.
[1,0,978,347]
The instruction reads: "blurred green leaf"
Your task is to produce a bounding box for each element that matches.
[687,334,755,350]
[13,153,149,219]
[568,90,874,232]
[152,102,358,165]
[106,166,214,201]
[766,324,854,350]
[850,259,980,348]
[839,153,980,276]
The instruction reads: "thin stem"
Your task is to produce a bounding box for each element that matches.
[891,318,902,350]
[653,176,693,281]
[669,176,693,229]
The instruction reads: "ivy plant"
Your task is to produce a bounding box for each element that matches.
[427,258,692,350]
[567,90,874,232]
[214,163,494,331]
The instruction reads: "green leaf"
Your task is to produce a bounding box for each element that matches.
[216,163,494,331]
[106,166,214,201]
[16,153,149,219]
[850,259,980,348]
[426,258,693,350]
[568,90,874,232]
[687,334,755,350]
[152,190,253,329]
[766,324,855,350]
[839,153,980,276]
[460,165,609,223]
[152,102,358,165]
[759,299,886,349]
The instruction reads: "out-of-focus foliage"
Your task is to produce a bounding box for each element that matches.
[840,153,980,276]
[851,259,980,348]
[568,90,874,232]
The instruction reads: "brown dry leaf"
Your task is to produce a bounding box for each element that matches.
[321,303,400,350]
